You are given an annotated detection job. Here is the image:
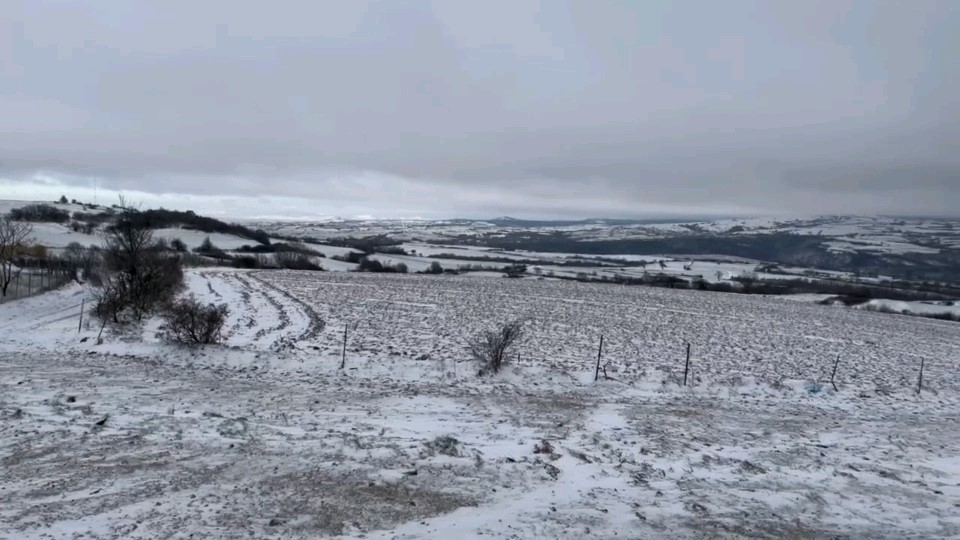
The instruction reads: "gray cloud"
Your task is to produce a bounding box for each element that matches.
[1,0,958,218]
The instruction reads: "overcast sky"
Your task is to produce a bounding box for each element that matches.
[2,0,958,220]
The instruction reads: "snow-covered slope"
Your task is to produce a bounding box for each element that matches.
[2,270,958,538]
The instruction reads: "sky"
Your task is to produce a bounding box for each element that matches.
[2,0,958,220]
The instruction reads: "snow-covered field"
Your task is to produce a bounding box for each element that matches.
[2,271,959,538]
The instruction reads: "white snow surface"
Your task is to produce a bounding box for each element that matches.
[1,270,959,539]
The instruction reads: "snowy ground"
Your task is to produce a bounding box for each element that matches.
[2,271,959,539]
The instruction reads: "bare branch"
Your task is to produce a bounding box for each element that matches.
[0,216,34,297]
[469,320,524,375]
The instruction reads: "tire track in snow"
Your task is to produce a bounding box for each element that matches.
[230,273,289,347]
[247,272,325,344]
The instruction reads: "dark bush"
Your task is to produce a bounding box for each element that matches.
[356,256,407,273]
[161,296,229,344]
[503,264,527,278]
[10,204,70,223]
[325,235,402,253]
[358,257,384,272]
[469,320,524,375]
[377,245,408,255]
[275,251,323,271]
[170,238,188,252]
[233,255,262,269]
[236,241,321,256]
[194,236,225,256]
[331,251,366,264]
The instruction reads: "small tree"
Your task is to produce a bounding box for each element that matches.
[170,238,188,252]
[92,205,183,322]
[275,251,323,270]
[61,242,100,281]
[504,264,527,278]
[469,320,524,375]
[358,257,383,272]
[427,261,443,274]
[197,236,213,252]
[59,195,68,204]
[0,216,34,297]
[161,295,229,344]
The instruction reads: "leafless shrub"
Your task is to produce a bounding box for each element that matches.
[533,440,555,455]
[424,435,462,457]
[60,242,100,282]
[0,216,34,297]
[161,295,229,344]
[469,320,524,375]
[275,251,323,271]
[92,204,184,322]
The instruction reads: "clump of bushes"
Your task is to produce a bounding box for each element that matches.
[275,251,324,271]
[193,237,231,260]
[469,320,524,375]
[423,435,462,457]
[356,257,407,273]
[170,238,188,252]
[161,295,230,344]
[332,251,365,264]
[376,245,408,255]
[10,204,70,223]
[503,264,527,278]
[422,261,444,274]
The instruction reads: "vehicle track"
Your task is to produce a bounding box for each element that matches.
[247,272,325,343]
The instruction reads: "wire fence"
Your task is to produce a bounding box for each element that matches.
[0,269,74,304]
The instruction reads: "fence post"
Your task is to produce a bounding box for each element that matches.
[917,358,924,394]
[683,342,691,386]
[594,334,604,381]
[340,324,349,369]
[830,354,841,391]
[78,298,85,334]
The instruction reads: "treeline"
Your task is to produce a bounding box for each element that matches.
[119,209,270,245]
[10,204,271,246]
[553,271,956,302]
[10,204,71,223]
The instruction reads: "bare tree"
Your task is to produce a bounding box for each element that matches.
[93,205,183,322]
[469,320,524,375]
[0,216,34,297]
[61,242,101,282]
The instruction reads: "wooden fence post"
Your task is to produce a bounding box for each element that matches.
[917,358,925,394]
[830,354,841,391]
[340,324,349,369]
[683,342,691,386]
[78,299,85,334]
[594,335,604,381]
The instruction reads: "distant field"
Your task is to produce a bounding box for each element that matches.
[212,271,957,392]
